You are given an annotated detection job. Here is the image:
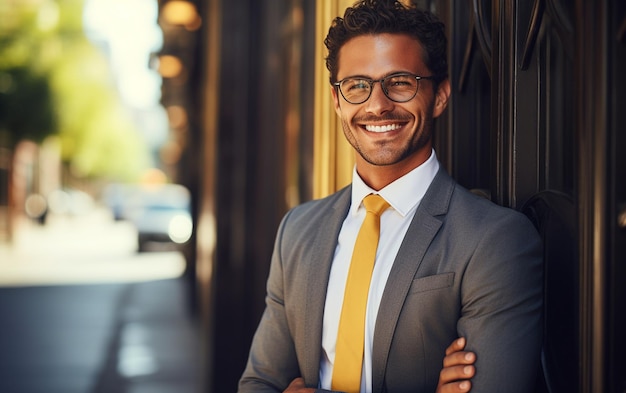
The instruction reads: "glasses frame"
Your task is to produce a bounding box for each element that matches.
[333,72,437,105]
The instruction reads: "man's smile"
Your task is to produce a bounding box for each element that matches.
[364,123,403,133]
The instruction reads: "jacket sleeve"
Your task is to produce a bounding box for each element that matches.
[238,211,301,392]
[457,208,543,393]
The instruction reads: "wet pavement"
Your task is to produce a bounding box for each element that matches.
[0,210,203,393]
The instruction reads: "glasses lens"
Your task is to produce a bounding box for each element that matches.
[383,74,418,102]
[339,78,371,104]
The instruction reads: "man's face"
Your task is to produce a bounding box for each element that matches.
[332,33,450,172]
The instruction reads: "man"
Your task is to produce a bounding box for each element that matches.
[239,1,543,392]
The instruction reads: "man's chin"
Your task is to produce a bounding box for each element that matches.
[359,152,405,167]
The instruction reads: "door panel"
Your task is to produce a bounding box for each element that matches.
[523,192,578,393]
[432,1,623,392]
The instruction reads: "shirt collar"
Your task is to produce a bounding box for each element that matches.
[350,149,440,217]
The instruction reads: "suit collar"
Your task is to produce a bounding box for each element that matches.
[418,167,454,217]
[350,150,440,217]
[371,168,455,392]
[302,187,351,385]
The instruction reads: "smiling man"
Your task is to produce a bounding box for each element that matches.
[238,1,543,392]
[330,32,448,190]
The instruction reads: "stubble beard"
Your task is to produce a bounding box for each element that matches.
[341,116,433,167]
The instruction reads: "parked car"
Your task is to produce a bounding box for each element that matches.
[107,183,193,252]
[102,183,139,221]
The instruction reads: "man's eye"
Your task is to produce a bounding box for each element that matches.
[387,77,413,87]
[346,80,370,91]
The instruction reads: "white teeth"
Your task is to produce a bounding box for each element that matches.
[365,124,401,133]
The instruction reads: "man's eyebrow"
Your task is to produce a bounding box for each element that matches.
[339,71,414,80]
[338,74,373,80]
[338,70,417,81]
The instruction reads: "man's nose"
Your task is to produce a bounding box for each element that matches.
[365,82,394,115]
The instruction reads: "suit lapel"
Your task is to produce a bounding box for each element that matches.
[301,187,352,384]
[371,169,455,392]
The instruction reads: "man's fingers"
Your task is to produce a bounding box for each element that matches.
[437,337,475,393]
[445,337,466,355]
[438,380,472,393]
[283,377,316,393]
[440,364,475,381]
[438,364,475,393]
[443,350,476,368]
[287,378,305,388]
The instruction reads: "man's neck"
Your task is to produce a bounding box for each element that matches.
[355,149,432,191]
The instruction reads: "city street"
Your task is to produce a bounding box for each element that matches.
[0,208,202,393]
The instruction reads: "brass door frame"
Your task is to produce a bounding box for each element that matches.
[313,0,355,198]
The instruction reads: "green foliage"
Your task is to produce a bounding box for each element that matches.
[0,0,151,182]
[0,67,56,144]
[49,39,151,181]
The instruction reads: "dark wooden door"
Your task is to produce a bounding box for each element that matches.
[429,0,626,392]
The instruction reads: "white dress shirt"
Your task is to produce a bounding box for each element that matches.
[319,150,440,392]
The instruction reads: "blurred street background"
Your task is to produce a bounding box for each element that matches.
[4,0,321,390]
[0,207,201,393]
[0,1,204,391]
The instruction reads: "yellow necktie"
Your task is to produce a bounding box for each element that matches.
[332,194,390,393]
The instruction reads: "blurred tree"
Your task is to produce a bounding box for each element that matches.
[0,0,150,181]
[49,39,150,181]
[0,0,58,147]
[0,67,56,146]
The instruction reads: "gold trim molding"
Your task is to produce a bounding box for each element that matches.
[313,0,355,199]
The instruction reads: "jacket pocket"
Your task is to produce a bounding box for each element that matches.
[409,272,455,294]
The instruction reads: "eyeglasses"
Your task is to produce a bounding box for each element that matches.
[333,73,436,104]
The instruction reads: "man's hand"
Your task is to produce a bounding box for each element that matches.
[283,377,316,392]
[436,337,476,393]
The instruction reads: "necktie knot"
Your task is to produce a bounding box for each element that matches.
[362,194,389,217]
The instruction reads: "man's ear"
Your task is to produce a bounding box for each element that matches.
[433,78,451,118]
[331,85,341,114]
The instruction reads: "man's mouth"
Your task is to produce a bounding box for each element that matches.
[364,123,403,133]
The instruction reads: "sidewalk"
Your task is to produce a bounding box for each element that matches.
[0,209,186,286]
[0,210,203,392]
[0,277,202,393]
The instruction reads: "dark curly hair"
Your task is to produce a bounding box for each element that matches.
[324,0,448,85]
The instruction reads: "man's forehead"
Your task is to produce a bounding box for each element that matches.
[336,33,428,78]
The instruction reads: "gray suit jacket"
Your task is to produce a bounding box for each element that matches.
[239,168,543,393]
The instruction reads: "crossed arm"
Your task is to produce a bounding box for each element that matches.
[283,337,476,393]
